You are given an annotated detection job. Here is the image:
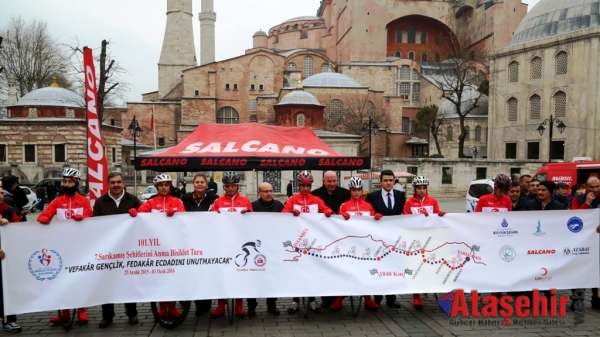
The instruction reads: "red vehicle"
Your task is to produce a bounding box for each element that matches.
[533,161,600,187]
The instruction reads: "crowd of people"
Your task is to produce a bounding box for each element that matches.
[0,167,599,332]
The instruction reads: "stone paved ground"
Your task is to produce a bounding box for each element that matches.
[4,290,600,337]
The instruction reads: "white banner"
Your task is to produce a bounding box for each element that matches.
[1,210,599,315]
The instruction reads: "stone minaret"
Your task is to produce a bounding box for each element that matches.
[199,0,216,65]
[158,0,197,99]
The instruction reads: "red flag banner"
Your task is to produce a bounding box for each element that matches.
[83,47,108,200]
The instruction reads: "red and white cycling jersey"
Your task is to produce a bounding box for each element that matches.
[475,194,512,213]
[403,195,442,216]
[38,193,92,221]
[339,198,375,216]
[282,193,332,214]
[210,193,253,213]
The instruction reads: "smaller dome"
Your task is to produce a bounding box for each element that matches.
[253,30,267,37]
[276,90,322,106]
[13,87,84,108]
[303,72,363,88]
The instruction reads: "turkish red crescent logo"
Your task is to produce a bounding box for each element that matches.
[541,267,549,276]
[227,208,237,212]
[301,206,310,213]
[418,207,428,215]
[492,208,499,212]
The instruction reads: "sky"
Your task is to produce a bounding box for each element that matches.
[1,0,541,105]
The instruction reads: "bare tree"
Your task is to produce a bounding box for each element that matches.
[68,39,128,122]
[415,104,444,157]
[430,37,488,158]
[0,17,69,96]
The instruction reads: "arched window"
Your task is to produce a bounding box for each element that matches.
[421,53,428,64]
[287,63,296,71]
[529,94,541,120]
[216,106,239,124]
[325,99,344,126]
[475,125,482,141]
[320,63,331,73]
[553,91,566,118]
[508,61,519,82]
[507,97,518,121]
[464,126,470,141]
[303,56,313,78]
[296,113,306,127]
[408,51,415,61]
[395,51,401,58]
[446,125,453,141]
[555,51,568,75]
[530,57,542,79]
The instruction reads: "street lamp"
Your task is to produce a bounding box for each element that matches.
[128,116,143,191]
[363,112,380,190]
[537,115,566,163]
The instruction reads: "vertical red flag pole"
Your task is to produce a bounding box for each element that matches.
[83,47,108,201]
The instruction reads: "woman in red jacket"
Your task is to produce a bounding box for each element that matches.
[209,172,252,318]
[330,176,381,312]
[130,174,185,319]
[36,168,92,325]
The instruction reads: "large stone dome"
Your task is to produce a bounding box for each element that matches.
[13,87,84,108]
[512,0,600,45]
[303,72,364,88]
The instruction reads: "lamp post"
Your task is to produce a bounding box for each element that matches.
[128,116,143,192]
[365,112,379,190]
[536,115,566,163]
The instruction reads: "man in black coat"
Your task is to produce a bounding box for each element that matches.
[1,175,28,221]
[311,171,350,214]
[508,181,534,211]
[93,172,141,328]
[532,181,567,210]
[366,170,406,308]
[248,182,283,316]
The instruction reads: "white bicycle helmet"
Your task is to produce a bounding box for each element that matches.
[412,176,429,187]
[153,173,173,185]
[62,168,81,180]
[222,172,240,184]
[348,176,363,189]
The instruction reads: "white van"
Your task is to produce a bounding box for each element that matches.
[466,179,494,212]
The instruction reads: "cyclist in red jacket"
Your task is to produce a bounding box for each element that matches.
[37,168,92,325]
[402,175,445,310]
[209,172,252,318]
[283,171,332,314]
[282,171,333,216]
[475,174,513,213]
[403,176,445,216]
[130,174,185,319]
[330,176,381,312]
[209,172,253,213]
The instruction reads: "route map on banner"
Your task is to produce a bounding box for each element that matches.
[1,209,599,315]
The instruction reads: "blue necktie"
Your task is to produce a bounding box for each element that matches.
[387,192,392,209]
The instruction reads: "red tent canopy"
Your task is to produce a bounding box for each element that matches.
[135,123,369,171]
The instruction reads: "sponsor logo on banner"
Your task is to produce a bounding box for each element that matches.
[534,267,552,281]
[563,247,590,256]
[235,240,266,271]
[527,249,557,255]
[499,245,516,262]
[492,218,519,237]
[533,220,546,236]
[567,216,584,233]
[28,249,63,281]
[438,289,570,326]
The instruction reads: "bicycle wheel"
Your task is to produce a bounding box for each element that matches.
[150,301,191,329]
[349,296,363,318]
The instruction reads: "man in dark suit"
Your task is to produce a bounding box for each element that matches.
[311,171,350,214]
[366,169,406,308]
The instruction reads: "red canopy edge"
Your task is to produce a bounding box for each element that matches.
[135,123,370,171]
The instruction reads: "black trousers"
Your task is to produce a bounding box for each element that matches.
[195,300,212,311]
[247,298,277,309]
[101,303,137,320]
[0,260,16,324]
[292,297,315,303]
[374,295,396,304]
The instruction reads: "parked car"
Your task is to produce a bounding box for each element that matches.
[466,179,494,212]
[2,186,39,213]
[140,185,157,201]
